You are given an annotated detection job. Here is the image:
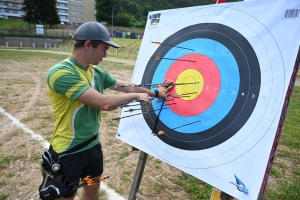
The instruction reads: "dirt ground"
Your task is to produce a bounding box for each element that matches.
[0,49,299,200]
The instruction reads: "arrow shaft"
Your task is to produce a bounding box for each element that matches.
[112,108,166,120]
[164,120,201,133]
[152,56,195,62]
[151,41,194,51]
[115,82,198,88]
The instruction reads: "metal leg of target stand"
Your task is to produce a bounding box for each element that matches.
[220,191,235,200]
[128,151,148,200]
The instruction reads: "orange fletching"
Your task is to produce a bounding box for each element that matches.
[158,131,164,135]
[104,105,110,110]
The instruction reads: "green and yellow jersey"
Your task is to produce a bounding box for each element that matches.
[47,56,116,155]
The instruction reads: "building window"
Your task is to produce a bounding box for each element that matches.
[8,3,13,6]
[9,9,13,13]
[70,5,76,8]
[0,2,4,6]
[60,16,67,20]
[70,11,76,14]
[59,9,67,13]
[77,17,83,20]
[77,0,82,3]
[17,10,23,14]
[59,3,66,7]
[77,11,82,15]
[77,6,82,9]
[17,4,22,8]
[71,17,76,20]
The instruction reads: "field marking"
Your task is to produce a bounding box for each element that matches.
[0,106,126,200]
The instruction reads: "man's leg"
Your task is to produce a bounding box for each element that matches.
[82,179,100,200]
[81,143,103,200]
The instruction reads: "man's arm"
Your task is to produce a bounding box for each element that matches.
[110,79,173,98]
[76,87,150,110]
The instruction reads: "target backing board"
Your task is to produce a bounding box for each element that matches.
[116,0,300,199]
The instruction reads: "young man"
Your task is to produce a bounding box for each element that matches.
[46,21,172,200]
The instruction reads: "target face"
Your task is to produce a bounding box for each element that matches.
[117,1,300,199]
[142,23,261,150]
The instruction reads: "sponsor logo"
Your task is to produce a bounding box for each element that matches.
[149,13,161,25]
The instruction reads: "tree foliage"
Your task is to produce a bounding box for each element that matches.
[95,0,115,24]
[22,0,60,27]
[95,0,240,27]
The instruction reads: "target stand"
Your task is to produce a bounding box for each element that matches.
[128,149,148,200]
[128,148,235,200]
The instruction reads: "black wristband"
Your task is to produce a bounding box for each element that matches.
[154,90,159,98]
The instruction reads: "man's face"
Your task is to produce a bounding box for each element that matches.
[88,41,110,65]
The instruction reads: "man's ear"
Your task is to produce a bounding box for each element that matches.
[85,40,91,48]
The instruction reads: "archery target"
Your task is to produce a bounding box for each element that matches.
[118,5,285,169]
[142,23,259,151]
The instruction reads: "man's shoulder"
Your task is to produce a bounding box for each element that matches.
[48,60,75,74]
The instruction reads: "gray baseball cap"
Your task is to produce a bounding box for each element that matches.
[74,21,120,48]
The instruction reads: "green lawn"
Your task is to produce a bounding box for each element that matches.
[0,19,29,29]
[0,19,64,30]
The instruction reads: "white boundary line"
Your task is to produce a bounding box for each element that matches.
[0,106,125,200]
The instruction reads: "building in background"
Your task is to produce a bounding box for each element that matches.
[0,0,23,20]
[0,0,96,25]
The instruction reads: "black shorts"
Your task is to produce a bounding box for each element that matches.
[49,143,103,198]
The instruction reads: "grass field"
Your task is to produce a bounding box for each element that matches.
[0,19,64,30]
[106,38,142,59]
[0,50,299,200]
[0,19,30,29]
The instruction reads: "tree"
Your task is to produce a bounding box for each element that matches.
[42,0,60,28]
[95,0,241,27]
[95,0,116,25]
[22,0,60,28]
[22,0,40,25]
[115,13,132,27]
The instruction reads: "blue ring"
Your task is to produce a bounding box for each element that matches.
[151,38,240,133]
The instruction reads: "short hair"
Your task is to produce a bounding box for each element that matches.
[73,40,103,49]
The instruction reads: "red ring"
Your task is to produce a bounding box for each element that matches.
[165,54,221,116]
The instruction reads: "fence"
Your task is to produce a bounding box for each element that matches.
[0,36,137,59]
[0,35,64,48]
